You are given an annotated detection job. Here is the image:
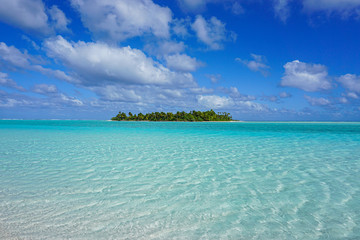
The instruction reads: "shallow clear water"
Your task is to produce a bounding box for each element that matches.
[0,120,359,239]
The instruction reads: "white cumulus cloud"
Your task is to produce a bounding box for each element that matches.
[305,95,331,106]
[165,54,203,72]
[273,0,360,21]
[59,93,83,106]
[0,41,77,83]
[197,95,234,109]
[238,101,267,112]
[226,87,256,101]
[0,42,32,69]
[338,74,360,93]
[70,0,172,42]
[279,91,291,98]
[0,0,50,34]
[0,88,84,109]
[272,0,360,22]
[205,74,221,83]
[33,84,58,94]
[0,0,70,35]
[144,41,185,57]
[273,0,292,22]
[197,92,265,112]
[43,36,196,87]
[22,35,40,50]
[280,60,332,92]
[48,5,70,32]
[231,2,244,15]
[347,92,359,99]
[339,97,348,104]
[172,18,191,37]
[303,0,360,17]
[0,72,25,91]
[236,54,270,76]
[191,15,231,50]
[90,85,142,102]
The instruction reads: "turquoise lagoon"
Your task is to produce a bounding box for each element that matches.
[0,120,359,239]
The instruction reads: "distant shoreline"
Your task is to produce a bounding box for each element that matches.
[1,119,360,123]
[109,120,243,122]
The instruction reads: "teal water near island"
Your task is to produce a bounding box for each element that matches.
[0,120,359,239]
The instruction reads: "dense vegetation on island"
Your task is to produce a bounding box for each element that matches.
[111,110,233,121]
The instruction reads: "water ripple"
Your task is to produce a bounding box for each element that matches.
[0,121,359,239]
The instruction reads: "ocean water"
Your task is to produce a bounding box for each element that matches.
[0,120,359,239]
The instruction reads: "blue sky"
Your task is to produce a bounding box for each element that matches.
[1,0,360,120]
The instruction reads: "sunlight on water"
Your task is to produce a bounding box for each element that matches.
[0,121,359,239]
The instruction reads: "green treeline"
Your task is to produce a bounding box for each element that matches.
[111,110,233,121]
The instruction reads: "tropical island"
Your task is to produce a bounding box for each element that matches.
[111,110,233,121]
